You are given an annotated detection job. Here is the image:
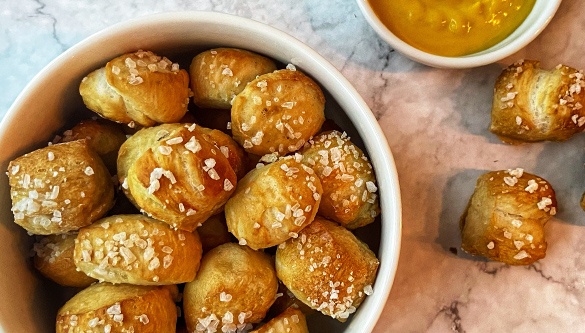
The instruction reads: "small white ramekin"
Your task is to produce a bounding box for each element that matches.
[356,0,562,68]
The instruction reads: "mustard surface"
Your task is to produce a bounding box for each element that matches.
[369,0,536,57]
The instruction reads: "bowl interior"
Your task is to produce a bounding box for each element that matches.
[356,0,562,68]
[0,11,401,333]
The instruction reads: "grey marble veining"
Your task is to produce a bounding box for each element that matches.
[2,0,585,332]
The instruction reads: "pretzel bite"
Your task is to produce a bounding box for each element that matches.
[231,69,326,155]
[301,130,380,229]
[8,140,114,235]
[275,217,379,321]
[33,233,96,287]
[490,60,585,144]
[117,123,237,231]
[460,169,556,265]
[252,307,308,333]
[80,50,190,127]
[198,126,247,180]
[59,119,127,174]
[225,156,323,250]
[183,243,278,332]
[56,282,177,333]
[190,48,277,109]
[74,214,202,285]
[197,213,232,253]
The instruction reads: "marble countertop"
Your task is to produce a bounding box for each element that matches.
[2,0,585,332]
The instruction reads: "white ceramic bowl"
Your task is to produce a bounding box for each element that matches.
[0,11,401,333]
[356,0,562,68]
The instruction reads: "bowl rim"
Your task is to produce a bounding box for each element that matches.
[355,0,563,68]
[0,11,402,333]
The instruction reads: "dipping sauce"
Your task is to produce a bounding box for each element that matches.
[368,0,536,57]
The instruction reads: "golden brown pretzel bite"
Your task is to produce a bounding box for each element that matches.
[231,69,325,156]
[56,282,177,333]
[275,217,379,322]
[183,243,278,332]
[490,60,585,143]
[74,214,202,285]
[460,169,556,265]
[80,50,190,126]
[8,140,114,235]
[190,48,277,109]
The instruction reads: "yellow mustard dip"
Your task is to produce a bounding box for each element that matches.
[368,0,536,57]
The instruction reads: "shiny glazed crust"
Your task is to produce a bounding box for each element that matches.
[490,60,585,143]
[231,69,325,155]
[198,126,247,180]
[80,50,190,126]
[117,123,237,231]
[74,214,202,285]
[33,233,97,288]
[275,217,379,321]
[225,156,323,250]
[301,130,380,229]
[251,307,308,333]
[56,283,177,333]
[183,243,278,333]
[8,140,114,235]
[190,48,277,109]
[460,170,556,265]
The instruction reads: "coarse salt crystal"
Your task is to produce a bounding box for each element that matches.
[525,179,538,193]
[220,292,232,302]
[503,176,518,186]
[537,197,553,210]
[84,166,94,176]
[508,168,523,178]
[513,250,530,260]
[363,285,373,296]
[158,145,172,155]
[166,137,183,145]
[224,179,234,191]
[511,219,522,228]
[185,136,201,153]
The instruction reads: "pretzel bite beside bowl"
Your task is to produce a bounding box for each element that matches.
[80,50,190,127]
[190,48,277,109]
[301,130,380,229]
[183,243,278,332]
[56,282,177,333]
[117,123,237,231]
[74,214,202,285]
[490,60,585,144]
[460,169,556,265]
[225,156,323,250]
[8,140,114,235]
[231,69,326,156]
[275,217,379,321]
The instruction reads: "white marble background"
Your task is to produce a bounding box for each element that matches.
[2,0,585,332]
